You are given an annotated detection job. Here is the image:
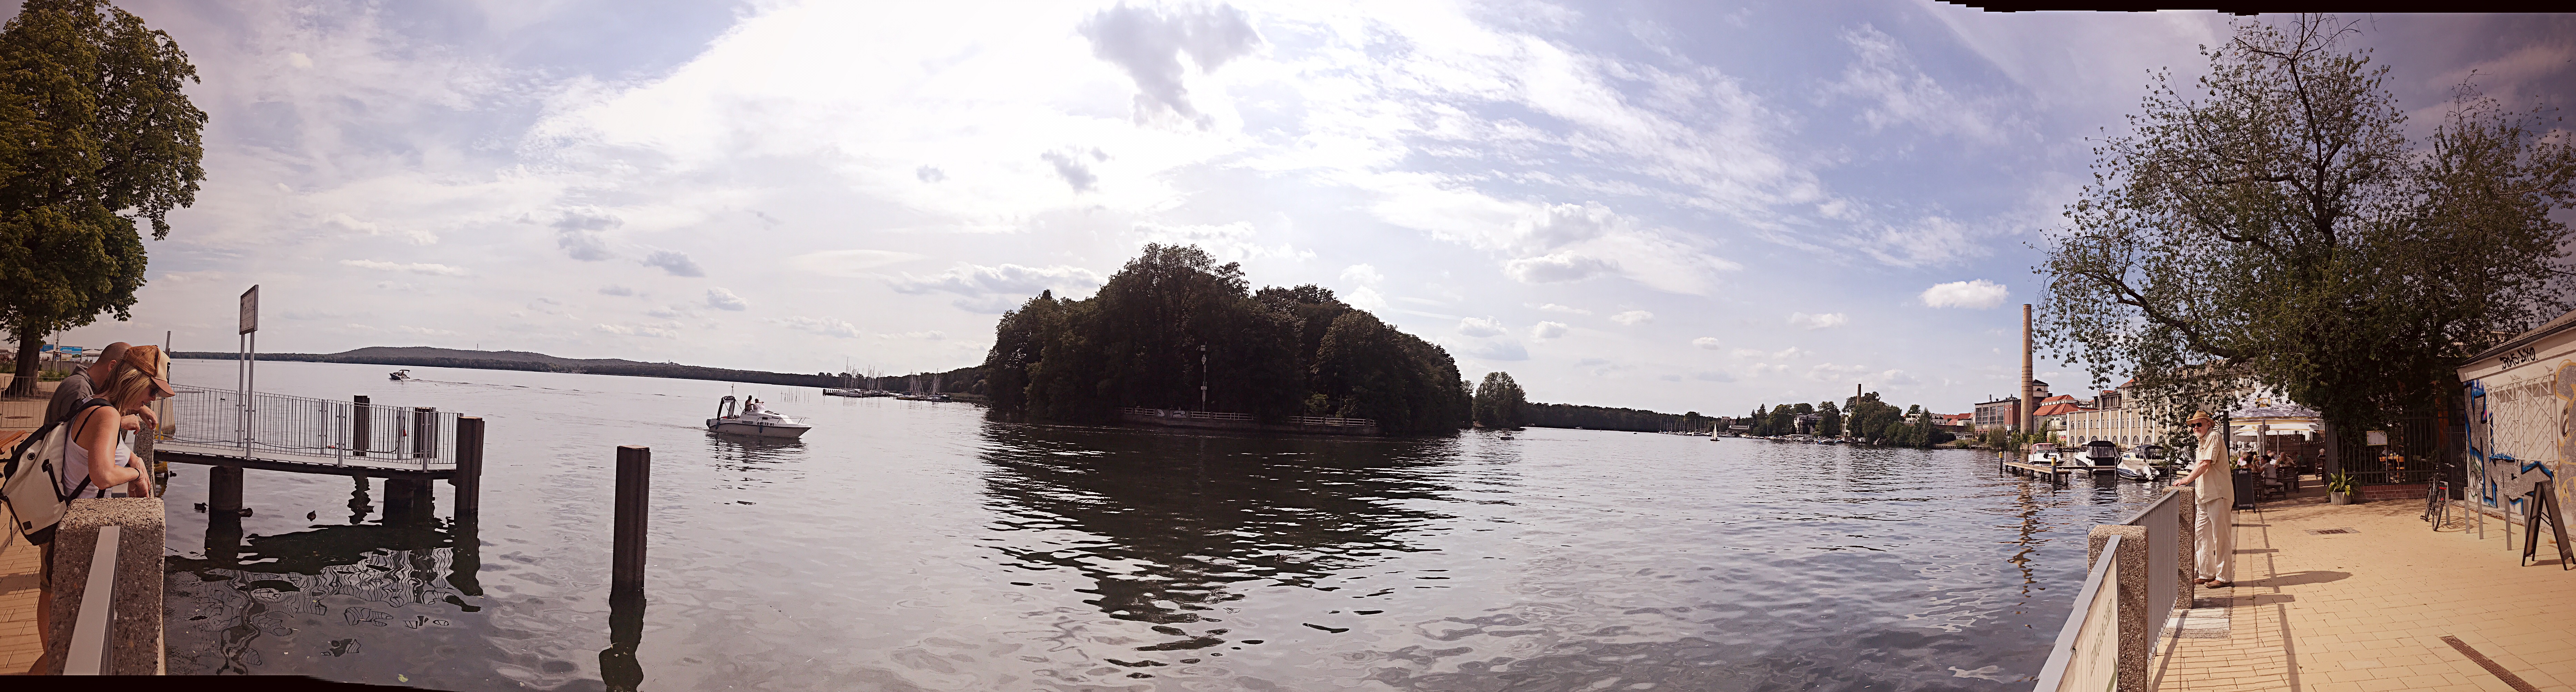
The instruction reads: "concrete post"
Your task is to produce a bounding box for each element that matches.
[44,498,166,675]
[2087,524,2151,692]
[2171,487,2197,610]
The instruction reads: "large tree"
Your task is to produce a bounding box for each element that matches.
[1471,371,1526,429]
[2037,16,2576,437]
[0,0,204,396]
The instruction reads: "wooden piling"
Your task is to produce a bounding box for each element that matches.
[612,445,650,599]
[454,416,484,522]
[208,465,243,513]
[352,395,371,456]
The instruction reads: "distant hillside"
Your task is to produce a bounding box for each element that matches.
[172,347,987,395]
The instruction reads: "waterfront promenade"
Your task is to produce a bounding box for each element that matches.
[2153,487,2573,691]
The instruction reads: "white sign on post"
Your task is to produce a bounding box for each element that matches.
[2365,430,2388,446]
[239,285,259,334]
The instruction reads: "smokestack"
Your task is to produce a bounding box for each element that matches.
[2021,304,2034,433]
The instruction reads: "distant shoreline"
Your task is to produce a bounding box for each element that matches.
[171,346,984,395]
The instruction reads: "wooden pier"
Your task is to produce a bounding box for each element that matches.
[155,389,484,522]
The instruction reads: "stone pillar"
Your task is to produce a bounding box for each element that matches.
[2088,524,2151,692]
[2171,488,2197,610]
[44,497,166,675]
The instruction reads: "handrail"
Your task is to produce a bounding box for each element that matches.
[2031,533,2120,692]
[65,525,119,675]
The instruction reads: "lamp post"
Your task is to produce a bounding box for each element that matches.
[1198,344,1208,412]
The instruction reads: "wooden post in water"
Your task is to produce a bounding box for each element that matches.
[612,445,650,600]
[208,465,244,515]
[454,417,484,523]
[352,395,371,456]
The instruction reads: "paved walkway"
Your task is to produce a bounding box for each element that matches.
[0,504,40,675]
[2153,488,2574,691]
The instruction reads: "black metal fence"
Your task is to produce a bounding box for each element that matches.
[2336,415,2455,488]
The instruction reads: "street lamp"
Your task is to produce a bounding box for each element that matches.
[1198,344,1208,412]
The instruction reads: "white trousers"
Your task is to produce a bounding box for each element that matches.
[2193,499,2234,582]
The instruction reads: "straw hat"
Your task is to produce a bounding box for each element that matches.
[2184,411,2216,426]
[116,344,176,397]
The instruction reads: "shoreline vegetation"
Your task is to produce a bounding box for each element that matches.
[171,346,987,395]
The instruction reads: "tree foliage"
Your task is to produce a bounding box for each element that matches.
[0,0,206,396]
[1523,402,1696,433]
[1815,401,1842,437]
[2037,16,2576,433]
[981,244,1469,434]
[1472,371,1526,429]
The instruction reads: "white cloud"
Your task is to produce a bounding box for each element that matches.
[1530,303,1591,315]
[553,208,619,261]
[643,250,705,277]
[340,259,469,276]
[1692,337,1722,349]
[1610,310,1653,326]
[1469,340,1529,361]
[1788,312,1847,330]
[889,263,1106,313]
[1921,279,2010,309]
[1458,316,1505,337]
[595,323,679,339]
[1078,3,1260,128]
[1344,286,1387,311]
[1530,321,1568,339]
[1133,221,1309,261]
[1504,251,1619,284]
[1695,371,1735,382]
[1340,264,1384,286]
[706,287,749,311]
[1829,25,2016,145]
[788,249,925,278]
[327,212,436,245]
[883,330,947,341]
[598,285,637,297]
[776,315,861,337]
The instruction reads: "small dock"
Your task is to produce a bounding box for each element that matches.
[155,388,485,520]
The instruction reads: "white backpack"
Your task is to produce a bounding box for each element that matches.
[2,398,114,546]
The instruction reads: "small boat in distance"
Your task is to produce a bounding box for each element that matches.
[388,369,413,382]
[707,395,813,439]
[822,387,863,397]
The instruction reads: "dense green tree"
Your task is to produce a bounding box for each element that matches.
[1472,371,1526,429]
[2037,16,2576,433]
[1522,402,1701,433]
[1815,401,1842,437]
[0,0,206,396]
[984,245,1466,434]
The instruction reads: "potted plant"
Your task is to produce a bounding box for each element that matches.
[2326,473,2358,505]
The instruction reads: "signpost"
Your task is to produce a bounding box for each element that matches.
[239,286,258,455]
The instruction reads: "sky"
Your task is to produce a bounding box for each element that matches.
[26,1,2576,415]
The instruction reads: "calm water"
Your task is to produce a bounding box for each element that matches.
[158,360,2164,690]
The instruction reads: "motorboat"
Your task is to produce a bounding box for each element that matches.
[388,369,413,382]
[2026,442,2064,466]
[2079,440,2121,471]
[706,395,812,439]
[2116,444,2169,482]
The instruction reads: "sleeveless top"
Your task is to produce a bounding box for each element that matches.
[60,407,135,498]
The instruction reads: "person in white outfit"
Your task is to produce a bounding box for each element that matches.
[2172,411,2234,588]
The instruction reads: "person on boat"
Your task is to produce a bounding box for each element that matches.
[2172,411,2234,588]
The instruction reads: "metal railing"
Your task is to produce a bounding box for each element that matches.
[1289,415,1376,428]
[2119,490,2182,645]
[162,388,459,469]
[2032,534,2122,692]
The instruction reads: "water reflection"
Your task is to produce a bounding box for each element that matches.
[166,480,483,676]
[975,425,1457,634]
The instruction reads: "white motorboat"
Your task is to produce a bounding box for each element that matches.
[2116,444,2169,482]
[2026,442,2064,466]
[388,369,413,382]
[707,395,812,439]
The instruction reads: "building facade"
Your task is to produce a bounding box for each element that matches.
[1973,397,2022,431]
[2061,383,2177,448]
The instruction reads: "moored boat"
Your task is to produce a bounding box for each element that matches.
[706,395,813,439]
[2116,444,2168,482]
